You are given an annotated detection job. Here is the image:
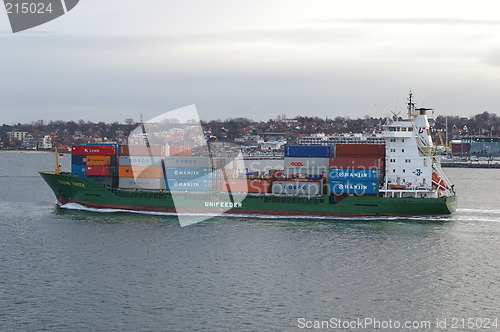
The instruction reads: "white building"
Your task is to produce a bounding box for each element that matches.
[8,131,28,141]
[42,135,53,149]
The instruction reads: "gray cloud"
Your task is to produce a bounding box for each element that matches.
[317,18,500,25]
[1,21,499,124]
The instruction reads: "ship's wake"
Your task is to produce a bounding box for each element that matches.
[455,208,500,223]
[57,202,452,223]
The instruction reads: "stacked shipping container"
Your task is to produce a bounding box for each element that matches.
[164,158,212,191]
[328,144,385,195]
[118,146,237,192]
[70,142,387,197]
[118,145,165,190]
[71,144,118,187]
[283,146,330,178]
[268,145,332,195]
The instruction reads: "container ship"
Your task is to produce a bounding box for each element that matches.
[40,95,457,218]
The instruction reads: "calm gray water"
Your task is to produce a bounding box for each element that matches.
[0,152,499,331]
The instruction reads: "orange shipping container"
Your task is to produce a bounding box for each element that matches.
[118,166,164,178]
[86,156,112,166]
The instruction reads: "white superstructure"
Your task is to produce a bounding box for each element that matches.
[381,93,455,198]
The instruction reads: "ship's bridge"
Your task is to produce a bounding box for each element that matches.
[382,121,414,138]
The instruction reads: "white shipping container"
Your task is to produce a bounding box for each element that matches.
[162,156,211,168]
[284,166,328,176]
[118,177,166,190]
[271,181,323,195]
[283,157,329,168]
[119,155,163,167]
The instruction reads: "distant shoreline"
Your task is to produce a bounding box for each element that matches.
[0,150,53,154]
[442,162,500,169]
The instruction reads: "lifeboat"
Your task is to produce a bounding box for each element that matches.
[389,184,407,189]
[432,172,448,190]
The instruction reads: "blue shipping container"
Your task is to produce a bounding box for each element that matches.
[284,145,330,158]
[165,167,211,179]
[329,168,380,181]
[72,155,87,165]
[329,181,378,195]
[166,179,212,191]
[72,164,86,176]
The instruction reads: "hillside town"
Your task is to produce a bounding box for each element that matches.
[1,112,500,157]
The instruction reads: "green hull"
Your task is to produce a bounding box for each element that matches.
[40,172,457,217]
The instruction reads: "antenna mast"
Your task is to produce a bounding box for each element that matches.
[54,148,61,174]
[407,90,415,118]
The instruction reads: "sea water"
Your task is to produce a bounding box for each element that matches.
[0,152,499,331]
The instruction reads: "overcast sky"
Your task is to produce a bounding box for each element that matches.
[2,0,500,124]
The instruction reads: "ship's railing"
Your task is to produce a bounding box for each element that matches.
[379,189,438,198]
[432,163,455,196]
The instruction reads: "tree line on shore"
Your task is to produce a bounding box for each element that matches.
[0,111,498,149]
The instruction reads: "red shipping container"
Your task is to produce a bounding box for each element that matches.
[248,180,271,193]
[334,154,385,159]
[86,165,111,176]
[222,180,271,193]
[120,145,164,156]
[118,166,163,178]
[221,180,247,192]
[329,156,384,170]
[278,178,323,182]
[269,170,283,178]
[335,144,385,157]
[168,145,192,156]
[72,145,116,156]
